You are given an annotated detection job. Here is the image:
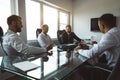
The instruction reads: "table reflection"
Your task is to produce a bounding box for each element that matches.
[0,46,86,80]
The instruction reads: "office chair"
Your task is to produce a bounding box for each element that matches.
[93,54,120,80]
[36,28,42,38]
[57,30,65,44]
[57,30,78,51]
[57,30,68,50]
[107,54,120,80]
[0,26,8,56]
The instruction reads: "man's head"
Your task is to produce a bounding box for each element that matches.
[66,25,71,33]
[98,13,116,33]
[7,15,23,33]
[41,24,49,34]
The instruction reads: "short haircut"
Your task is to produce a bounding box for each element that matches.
[7,15,21,25]
[99,13,116,28]
[41,24,48,29]
[66,25,71,28]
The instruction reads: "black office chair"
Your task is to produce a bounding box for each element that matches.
[0,26,8,55]
[36,28,42,38]
[107,54,120,80]
[0,26,3,39]
[93,54,120,80]
[57,30,65,44]
[57,30,78,51]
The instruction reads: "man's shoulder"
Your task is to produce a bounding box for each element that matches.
[4,32,15,37]
[4,32,19,41]
[38,33,44,37]
[61,31,66,35]
[70,32,75,35]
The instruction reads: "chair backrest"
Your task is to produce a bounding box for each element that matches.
[36,28,42,38]
[57,30,65,44]
[0,26,8,56]
[0,26,3,42]
[107,54,120,80]
[0,26,5,56]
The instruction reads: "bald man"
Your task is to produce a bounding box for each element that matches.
[37,24,54,48]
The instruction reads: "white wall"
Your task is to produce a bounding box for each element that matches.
[73,0,120,42]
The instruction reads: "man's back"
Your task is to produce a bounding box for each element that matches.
[103,27,120,67]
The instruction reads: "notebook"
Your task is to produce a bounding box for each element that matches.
[13,61,40,72]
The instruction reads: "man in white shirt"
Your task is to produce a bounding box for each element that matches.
[37,24,53,48]
[73,13,120,80]
[2,15,52,72]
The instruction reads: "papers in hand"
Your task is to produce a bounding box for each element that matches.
[13,61,39,72]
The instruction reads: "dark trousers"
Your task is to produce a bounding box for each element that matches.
[77,54,112,80]
[64,54,112,80]
[77,61,111,80]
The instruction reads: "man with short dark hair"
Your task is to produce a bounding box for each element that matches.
[61,25,82,44]
[73,13,120,80]
[3,15,51,62]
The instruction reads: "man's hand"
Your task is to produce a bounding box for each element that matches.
[48,51,53,56]
[81,44,89,49]
[78,41,89,49]
[90,41,97,45]
[42,56,49,62]
[74,46,81,51]
[46,44,53,51]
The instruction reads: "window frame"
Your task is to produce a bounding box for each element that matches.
[26,0,71,40]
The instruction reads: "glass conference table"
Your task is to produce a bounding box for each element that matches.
[0,46,87,80]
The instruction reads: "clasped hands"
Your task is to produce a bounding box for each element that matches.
[66,41,89,59]
[72,41,88,58]
[73,41,97,58]
[42,44,53,62]
[74,41,89,51]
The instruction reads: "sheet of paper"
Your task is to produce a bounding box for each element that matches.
[66,43,75,46]
[13,61,39,72]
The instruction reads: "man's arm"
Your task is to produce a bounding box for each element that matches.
[76,33,118,58]
[10,36,49,56]
[72,32,82,42]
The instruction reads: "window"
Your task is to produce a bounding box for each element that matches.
[26,1,70,40]
[26,0,41,40]
[0,0,11,33]
[43,5,58,38]
[59,12,69,30]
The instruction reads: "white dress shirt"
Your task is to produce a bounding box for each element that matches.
[2,30,47,56]
[77,27,120,67]
[37,32,53,48]
[2,30,50,73]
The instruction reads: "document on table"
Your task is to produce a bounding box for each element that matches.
[13,61,40,72]
[66,43,75,46]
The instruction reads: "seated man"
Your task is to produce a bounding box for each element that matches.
[37,24,54,48]
[61,25,82,44]
[2,15,52,72]
[73,13,120,80]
